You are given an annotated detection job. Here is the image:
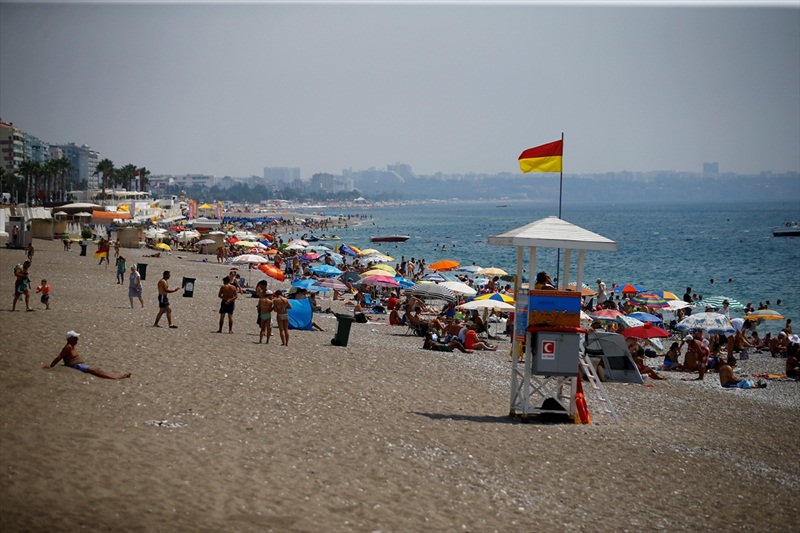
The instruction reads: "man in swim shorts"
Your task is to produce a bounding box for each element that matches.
[217,276,238,334]
[718,356,765,389]
[153,271,180,328]
[43,331,131,380]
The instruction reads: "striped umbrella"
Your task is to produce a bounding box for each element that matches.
[630,292,669,308]
[612,283,648,294]
[590,309,625,323]
[676,312,734,335]
[701,296,745,310]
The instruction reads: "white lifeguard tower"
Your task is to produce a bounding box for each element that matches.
[488,216,620,423]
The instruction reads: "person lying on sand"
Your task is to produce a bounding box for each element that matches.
[43,331,131,380]
[719,356,765,389]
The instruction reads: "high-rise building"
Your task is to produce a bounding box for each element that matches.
[59,143,99,189]
[264,167,301,183]
[0,119,25,173]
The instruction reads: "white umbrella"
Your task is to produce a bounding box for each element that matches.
[441,281,477,296]
[410,283,457,303]
[666,300,693,311]
[231,254,269,265]
[458,299,514,311]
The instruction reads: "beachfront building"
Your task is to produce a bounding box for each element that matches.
[264,166,300,184]
[58,143,99,190]
[0,119,25,173]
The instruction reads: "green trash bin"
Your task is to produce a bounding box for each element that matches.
[331,313,356,347]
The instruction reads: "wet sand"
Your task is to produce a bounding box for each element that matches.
[1,238,798,532]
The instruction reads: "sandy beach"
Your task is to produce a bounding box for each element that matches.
[1,238,798,532]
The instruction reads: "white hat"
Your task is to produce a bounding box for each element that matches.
[791,334,800,344]
[778,331,786,337]
[702,339,710,346]
[683,334,694,341]
[66,330,80,340]
[265,290,273,296]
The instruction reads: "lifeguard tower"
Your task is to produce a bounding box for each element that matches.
[488,216,620,424]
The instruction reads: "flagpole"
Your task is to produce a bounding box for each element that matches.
[556,132,564,285]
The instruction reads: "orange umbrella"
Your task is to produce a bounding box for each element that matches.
[263,249,278,255]
[259,264,286,282]
[428,259,460,271]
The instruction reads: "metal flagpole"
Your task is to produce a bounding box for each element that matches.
[556,132,564,285]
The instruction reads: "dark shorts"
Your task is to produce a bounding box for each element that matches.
[70,363,89,373]
[41,294,49,303]
[158,294,170,308]
[219,300,235,315]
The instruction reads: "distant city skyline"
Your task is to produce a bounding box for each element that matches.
[1,2,798,178]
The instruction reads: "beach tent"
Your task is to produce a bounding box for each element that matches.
[584,331,643,385]
[288,298,314,331]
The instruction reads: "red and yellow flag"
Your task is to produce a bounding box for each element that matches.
[518,139,563,173]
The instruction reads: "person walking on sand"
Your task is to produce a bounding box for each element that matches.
[115,255,126,284]
[36,279,51,310]
[43,331,131,380]
[153,270,179,328]
[271,289,292,346]
[12,259,32,312]
[217,276,238,334]
[129,265,144,309]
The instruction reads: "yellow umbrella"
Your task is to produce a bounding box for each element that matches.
[359,248,382,256]
[370,264,397,275]
[361,269,392,278]
[744,309,784,321]
[474,292,515,304]
[155,243,171,251]
[479,266,508,277]
[236,241,256,248]
[198,203,214,209]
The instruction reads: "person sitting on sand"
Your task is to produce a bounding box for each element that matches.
[785,341,800,379]
[660,341,683,371]
[422,331,473,353]
[769,332,790,357]
[719,356,766,389]
[634,347,666,380]
[389,307,403,326]
[464,325,496,351]
[43,331,131,380]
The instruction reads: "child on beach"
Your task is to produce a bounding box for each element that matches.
[36,279,51,310]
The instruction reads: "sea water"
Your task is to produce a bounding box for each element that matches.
[303,199,800,335]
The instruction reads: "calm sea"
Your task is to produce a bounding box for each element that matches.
[294,200,800,335]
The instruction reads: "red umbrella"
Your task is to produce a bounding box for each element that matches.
[622,322,671,339]
[259,264,286,282]
[590,309,625,323]
[613,283,647,294]
[226,237,240,244]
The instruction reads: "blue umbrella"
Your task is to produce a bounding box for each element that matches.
[309,264,343,277]
[422,273,446,282]
[291,278,329,292]
[627,312,663,324]
[394,276,415,289]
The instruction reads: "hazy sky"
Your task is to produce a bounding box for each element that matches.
[1,1,798,178]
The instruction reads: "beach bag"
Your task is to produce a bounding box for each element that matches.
[739,348,749,361]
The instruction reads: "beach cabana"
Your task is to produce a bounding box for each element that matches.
[488,216,618,423]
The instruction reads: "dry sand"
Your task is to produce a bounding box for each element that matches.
[1,238,798,532]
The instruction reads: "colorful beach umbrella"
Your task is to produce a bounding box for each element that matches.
[440,281,477,296]
[743,309,784,321]
[428,259,460,271]
[474,292,515,304]
[309,264,343,277]
[155,243,171,251]
[393,276,415,289]
[361,275,401,288]
[313,278,348,292]
[258,264,286,282]
[612,283,647,294]
[627,312,663,324]
[652,290,680,301]
[231,254,269,265]
[630,293,669,308]
[410,283,457,303]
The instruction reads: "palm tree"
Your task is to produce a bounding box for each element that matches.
[94,158,115,201]
[53,157,72,202]
[137,167,151,192]
[118,164,138,192]
[18,160,41,205]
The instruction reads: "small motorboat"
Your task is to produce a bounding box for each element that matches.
[773,222,800,237]
[371,235,410,243]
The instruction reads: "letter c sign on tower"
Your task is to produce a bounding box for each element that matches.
[541,339,556,360]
